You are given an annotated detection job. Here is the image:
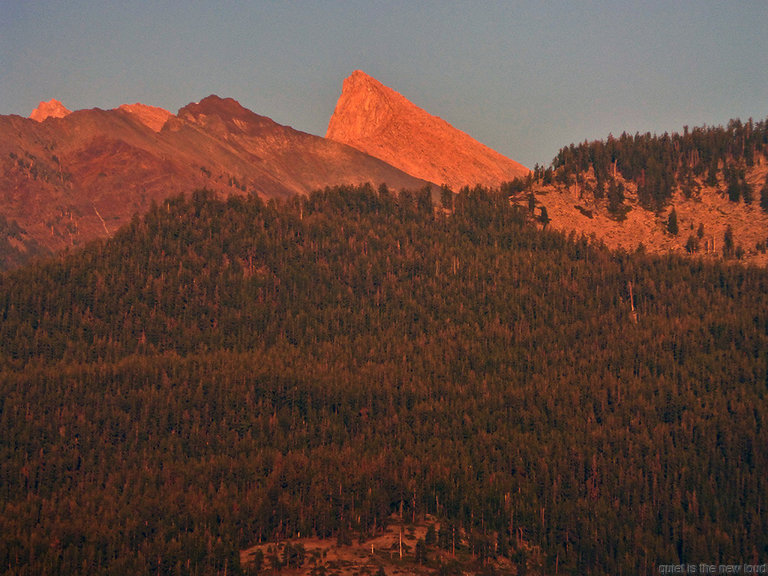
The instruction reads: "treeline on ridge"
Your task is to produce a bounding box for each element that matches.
[1,184,767,575]
[532,117,768,211]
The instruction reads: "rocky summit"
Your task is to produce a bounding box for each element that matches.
[29,99,71,122]
[326,70,530,190]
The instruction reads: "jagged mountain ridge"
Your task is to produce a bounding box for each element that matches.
[0,94,431,267]
[327,70,530,190]
[3,72,767,269]
[29,99,71,122]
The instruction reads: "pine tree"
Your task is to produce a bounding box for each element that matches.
[539,206,551,228]
[723,225,735,257]
[667,208,679,236]
[760,177,768,213]
[527,192,536,214]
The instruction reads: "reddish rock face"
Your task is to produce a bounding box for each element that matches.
[29,99,71,122]
[0,95,431,268]
[117,103,174,132]
[326,70,530,190]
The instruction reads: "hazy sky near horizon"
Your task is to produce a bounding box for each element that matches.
[2,2,766,168]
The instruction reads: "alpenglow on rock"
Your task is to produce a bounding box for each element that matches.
[0,94,432,269]
[326,70,530,190]
[29,99,71,122]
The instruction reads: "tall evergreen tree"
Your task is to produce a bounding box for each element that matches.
[666,208,679,236]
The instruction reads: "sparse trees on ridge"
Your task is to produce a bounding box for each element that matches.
[548,117,768,209]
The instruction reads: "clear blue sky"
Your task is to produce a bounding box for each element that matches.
[1,1,766,168]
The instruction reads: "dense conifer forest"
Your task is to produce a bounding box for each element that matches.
[1,184,767,575]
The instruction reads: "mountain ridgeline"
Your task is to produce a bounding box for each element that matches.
[4,72,768,269]
[0,92,431,269]
[1,185,767,575]
[545,117,768,210]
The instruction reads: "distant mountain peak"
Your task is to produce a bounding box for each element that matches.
[177,95,280,133]
[117,103,173,132]
[29,99,71,122]
[180,95,247,117]
[326,70,529,190]
[346,69,384,89]
[179,95,265,121]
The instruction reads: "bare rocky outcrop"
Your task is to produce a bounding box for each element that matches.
[117,103,174,132]
[327,70,530,190]
[29,99,71,122]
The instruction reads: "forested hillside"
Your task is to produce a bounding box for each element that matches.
[522,117,768,264]
[1,185,767,575]
[546,117,768,209]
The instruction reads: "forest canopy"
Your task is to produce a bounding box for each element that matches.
[1,184,766,575]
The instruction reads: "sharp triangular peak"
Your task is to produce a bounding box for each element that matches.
[327,71,529,190]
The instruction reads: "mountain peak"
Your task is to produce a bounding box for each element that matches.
[180,95,247,116]
[177,95,280,134]
[179,95,263,121]
[117,103,173,132]
[326,71,529,190]
[29,99,71,122]
[347,69,382,85]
